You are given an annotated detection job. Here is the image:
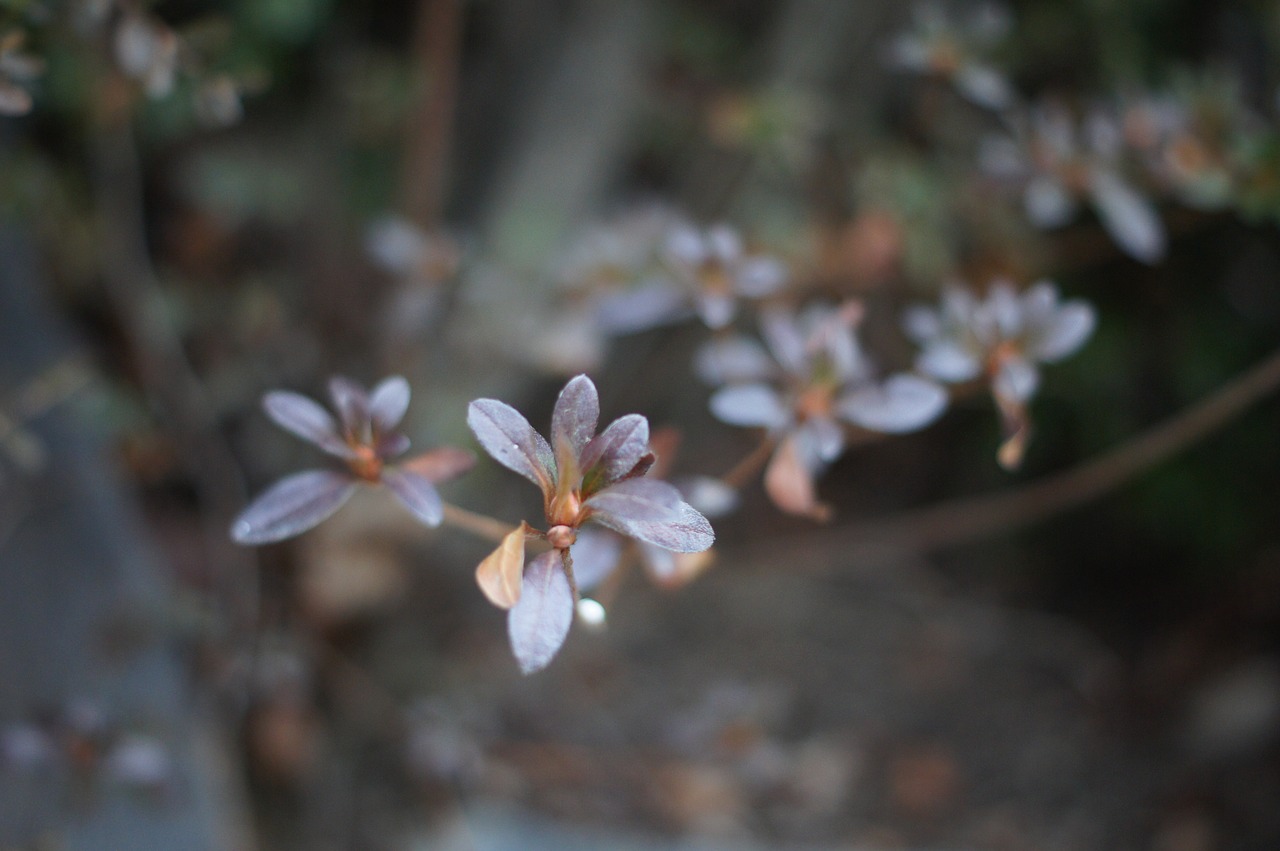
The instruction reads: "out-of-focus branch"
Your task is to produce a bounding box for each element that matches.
[400,0,462,230]
[733,342,1280,572]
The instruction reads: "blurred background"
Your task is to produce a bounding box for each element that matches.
[2,0,1280,848]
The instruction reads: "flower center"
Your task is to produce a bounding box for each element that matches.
[348,444,383,482]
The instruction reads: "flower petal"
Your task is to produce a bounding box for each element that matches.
[508,550,574,674]
[475,523,527,609]
[709,384,790,429]
[467,398,556,494]
[586,477,684,522]
[917,341,982,383]
[262,391,351,457]
[734,256,787,297]
[672,475,740,519]
[593,281,688,334]
[551,374,600,464]
[1028,302,1095,362]
[369,375,412,433]
[1024,176,1076,228]
[695,291,736,329]
[838,374,949,433]
[694,336,776,386]
[953,63,1013,110]
[593,500,714,553]
[400,446,477,483]
[759,307,807,374]
[1089,170,1166,264]
[580,413,649,491]
[231,470,357,544]
[328,376,369,435]
[381,468,444,527]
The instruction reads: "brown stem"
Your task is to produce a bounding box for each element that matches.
[735,343,1280,571]
[440,502,520,543]
[718,434,777,490]
[400,0,462,229]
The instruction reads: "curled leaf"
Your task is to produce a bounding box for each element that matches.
[508,550,575,674]
[580,413,649,491]
[475,523,528,609]
[764,436,829,521]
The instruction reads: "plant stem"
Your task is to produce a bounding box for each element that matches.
[719,434,777,490]
[440,502,519,543]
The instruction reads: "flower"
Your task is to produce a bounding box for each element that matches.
[979,99,1166,264]
[699,301,948,518]
[467,375,714,673]
[885,1,1015,110]
[661,222,789,329]
[904,279,1095,468]
[114,11,180,98]
[231,376,475,544]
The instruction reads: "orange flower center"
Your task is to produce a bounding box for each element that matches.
[347,444,383,482]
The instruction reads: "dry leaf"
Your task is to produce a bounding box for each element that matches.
[475,522,528,608]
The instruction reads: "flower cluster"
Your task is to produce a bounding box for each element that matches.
[905,279,1096,468]
[467,375,714,673]
[699,301,948,518]
[0,30,42,117]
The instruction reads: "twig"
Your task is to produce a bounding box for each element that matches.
[440,501,518,543]
[718,434,777,490]
[734,342,1280,571]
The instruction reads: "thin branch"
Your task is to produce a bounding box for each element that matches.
[732,343,1280,572]
[440,501,518,543]
[718,434,776,490]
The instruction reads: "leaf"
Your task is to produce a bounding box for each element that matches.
[369,375,412,433]
[467,398,555,494]
[475,523,528,609]
[401,446,476,483]
[592,499,714,553]
[381,468,444,527]
[327,376,369,435]
[550,374,599,477]
[262,391,352,457]
[709,384,790,429]
[586,477,683,522]
[231,470,357,544]
[566,528,622,592]
[507,550,575,674]
[580,413,649,492]
[763,436,828,520]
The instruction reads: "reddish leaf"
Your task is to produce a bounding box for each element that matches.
[593,499,714,553]
[263,391,352,458]
[231,470,357,544]
[381,468,444,527]
[585,478,683,522]
[550,374,600,460]
[579,413,649,491]
[507,550,575,674]
[327,376,369,435]
[475,523,528,609]
[369,375,411,433]
[467,399,556,493]
[763,436,828,520]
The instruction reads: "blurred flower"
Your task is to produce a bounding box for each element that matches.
[467,375,714,673]
[231,376,475,544]
[886,0,1015,110]
[699,302,948,518]
[0,30,44,116]
[114,11,180,98]
[904,279,1095,468]
[194,74,244,127]
[979,100,1166,264]
[662,222,789,329]
[105,734,171,789]
[706,85,825,170]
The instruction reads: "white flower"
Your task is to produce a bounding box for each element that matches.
[885,1,1015,110]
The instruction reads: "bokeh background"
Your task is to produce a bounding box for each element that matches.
[2,0,1280,848]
